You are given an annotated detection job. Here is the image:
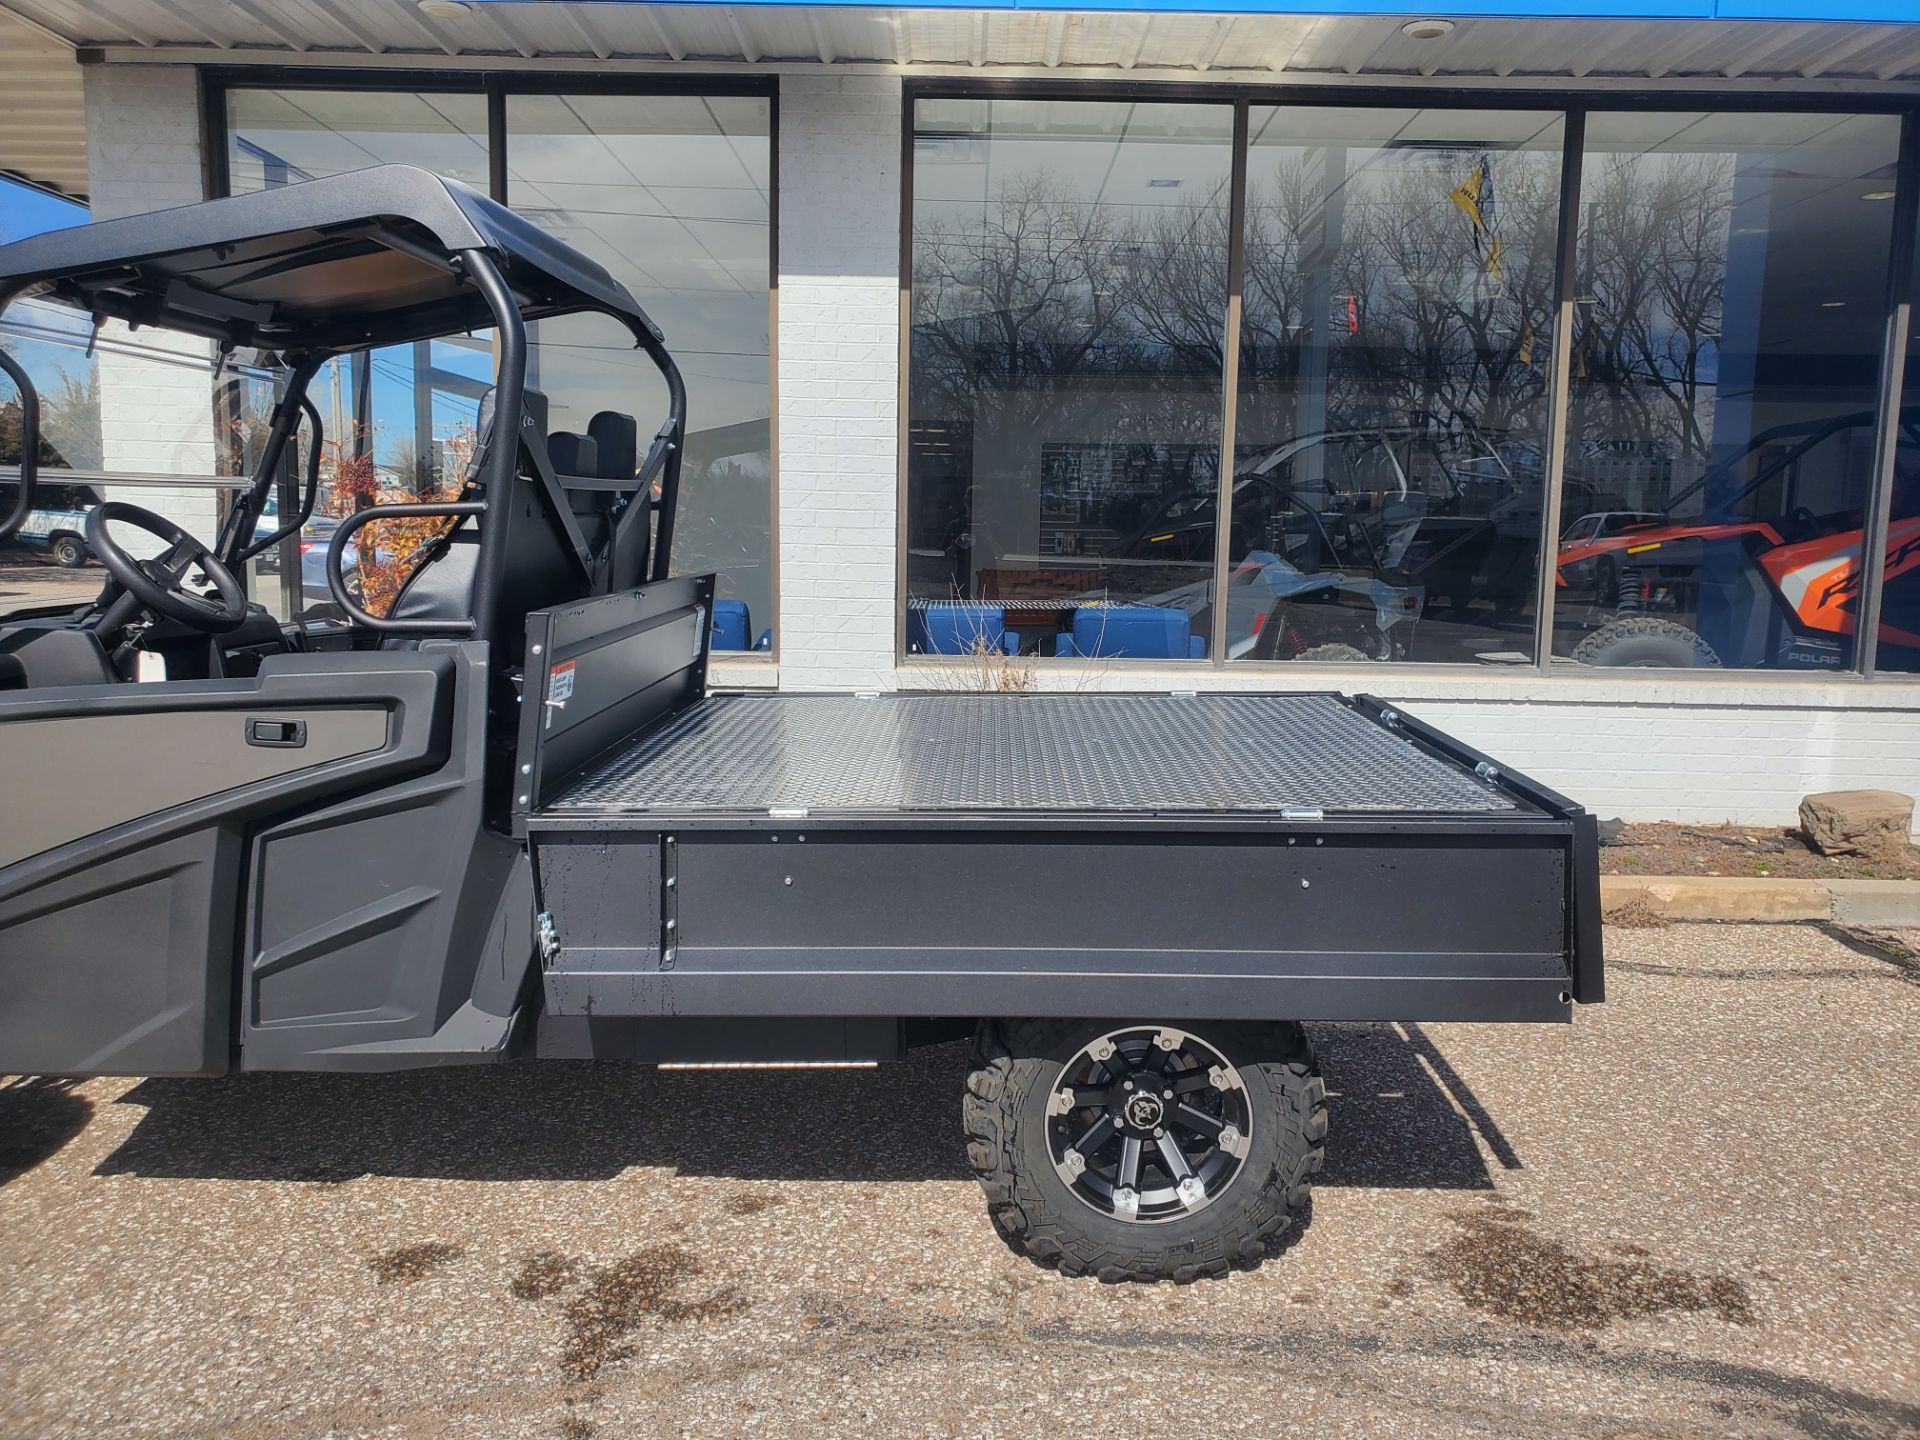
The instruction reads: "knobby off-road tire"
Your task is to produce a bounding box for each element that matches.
[1293,642,1371,663]
[965,1019,1326,1283]
[1572,615,1721,668]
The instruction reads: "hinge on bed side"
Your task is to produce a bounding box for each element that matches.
[536,911,560,965]
[659,835,678,971]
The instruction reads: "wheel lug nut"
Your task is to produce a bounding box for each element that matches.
[1122,1080,1134,1091]
[1153,1127,1165,1138]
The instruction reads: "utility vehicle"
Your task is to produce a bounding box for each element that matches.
[1557,408,1920,668]
[0,483,100,569]
[0,169,1603,1282]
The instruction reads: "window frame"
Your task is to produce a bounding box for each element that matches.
[897,78,1920,681]
[203,66,782,661]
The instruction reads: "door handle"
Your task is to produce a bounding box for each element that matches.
[246,717,307,748]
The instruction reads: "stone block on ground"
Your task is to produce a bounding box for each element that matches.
[1798,790,1914,858]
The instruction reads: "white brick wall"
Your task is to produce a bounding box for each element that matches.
[774,75,902,692]
[84,64,203,221]
[1399,686,1920,828]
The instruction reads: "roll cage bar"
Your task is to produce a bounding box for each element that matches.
[0,165,687,633]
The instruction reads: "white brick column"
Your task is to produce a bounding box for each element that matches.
[82,64,219,555]
[774,76,902,691]
[84,63,204,222]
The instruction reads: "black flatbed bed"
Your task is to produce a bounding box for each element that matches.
[541,692,1535,821]
[513,583,1602,1038]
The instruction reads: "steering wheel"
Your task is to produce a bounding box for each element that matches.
[85,502,248,634]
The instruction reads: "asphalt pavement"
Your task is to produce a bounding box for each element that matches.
[0,558,99,610]
[2,920,1916,1439]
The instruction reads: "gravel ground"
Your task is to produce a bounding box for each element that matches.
[2,921,1917,1440]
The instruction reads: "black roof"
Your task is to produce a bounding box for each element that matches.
[0,165,659,352]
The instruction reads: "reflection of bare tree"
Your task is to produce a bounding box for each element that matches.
[1330,152,1557,439]
[910,174,1229,573]
[911,173,1219,435]
[913,150,1563,482]
[1572,152,1730,463]
[1237,159,1322,408]
[908,139,1749,591]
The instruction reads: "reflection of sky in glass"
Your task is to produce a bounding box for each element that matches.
[227,89,489,191]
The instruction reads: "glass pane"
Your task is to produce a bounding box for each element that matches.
[226,88,489,191]
[1233,107,1563,665]
[506,93,773,650]
[295,340,495,622]
[907,98,1234,660]
[2,292,264,616]
[1555,111,1901,672]
[226,88,494,623]
[1,297,106,610]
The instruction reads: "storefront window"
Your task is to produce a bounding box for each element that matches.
[226,88,489,191]
[907,98,1234,660]
[1232,107,1563,664]
[223,85,775,646]
[1555,112,1902,671]
[505,93,773,649]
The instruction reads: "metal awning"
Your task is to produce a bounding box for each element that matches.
[0,0,1913,79]
[1,1,1917,203]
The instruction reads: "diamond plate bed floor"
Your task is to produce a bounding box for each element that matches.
[544,693,1521,816]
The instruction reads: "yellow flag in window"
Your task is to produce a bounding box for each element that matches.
[1449,165,1486,235]
[1519,320,1534,366]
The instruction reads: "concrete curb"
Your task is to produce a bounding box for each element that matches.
[1601,874,1920,925]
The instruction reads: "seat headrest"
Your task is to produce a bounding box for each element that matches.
[467,387,551,483]
[588,410,638,482]
[548,431,599,477]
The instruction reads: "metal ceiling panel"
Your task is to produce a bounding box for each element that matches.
[1,0,1917,81]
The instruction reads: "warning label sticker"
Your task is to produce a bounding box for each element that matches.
[545,659,576,731]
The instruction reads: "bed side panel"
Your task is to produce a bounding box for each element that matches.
[536,827,1575,1025]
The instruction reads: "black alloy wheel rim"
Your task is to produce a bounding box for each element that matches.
[1045,1027,1252,1224]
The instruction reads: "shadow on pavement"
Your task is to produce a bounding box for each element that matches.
[0,1077,94,1187]
[90,1025,1512,1189]
[1313,1022,1517,1190]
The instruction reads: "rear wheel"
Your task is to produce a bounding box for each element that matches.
[1572,616,1720,668]
[965,1019,1325,1282]
[1293,642,1371,664]
[51,534,87,568]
